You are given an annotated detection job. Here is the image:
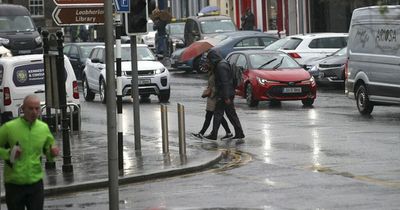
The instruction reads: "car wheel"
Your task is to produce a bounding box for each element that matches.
[302,98,314,106]
[246,84,259,107]
[99,78,107,104]
[356,84,374,115]
[158,89,170,103]
[194,57,205,74]
[83,76,95,101]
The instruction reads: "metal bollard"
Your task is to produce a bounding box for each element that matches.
[161,104,169,154]
[177,103,186,156]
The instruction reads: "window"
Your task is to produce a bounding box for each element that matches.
[236,54,247,69]
[309,37,347,49]
[235,38,260,47]
[70,46,79,58]
[63,46,71,55]
[29,0,44,17]
[261,37,277,47]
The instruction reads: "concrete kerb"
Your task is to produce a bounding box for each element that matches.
[44,151,223,197]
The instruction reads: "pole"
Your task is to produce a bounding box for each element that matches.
[104,0,119,208]
[56,31,73,173]
[115,15,124,171]
[161,104,169,153]
[130,36,141,150]
[177,103,186,156]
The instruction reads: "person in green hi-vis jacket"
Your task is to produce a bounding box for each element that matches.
[0,94,59,210]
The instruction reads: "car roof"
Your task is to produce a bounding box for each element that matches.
[217,31,278,38]
[229,50,286,55]
[288,33,348,39]
[64,42,104,46]
[188,15,232,21]
[0,54,69,64]
[93,44,148,49]
[0,4,30,16]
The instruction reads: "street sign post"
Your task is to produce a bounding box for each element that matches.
[114,0,130,13]
[52,6,104,26]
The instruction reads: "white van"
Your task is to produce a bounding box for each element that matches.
[345,5,400,115]
[0,54,80,123]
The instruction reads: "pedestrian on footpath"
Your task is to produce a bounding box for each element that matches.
[204,50,245,144]
[241,8,255,30]
[192,56,233,140]
[0,94,60,210]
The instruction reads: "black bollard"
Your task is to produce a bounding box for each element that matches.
[56,31,73,173]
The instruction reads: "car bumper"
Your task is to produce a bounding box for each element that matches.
[253,82,317,101]
[122,73,170,96]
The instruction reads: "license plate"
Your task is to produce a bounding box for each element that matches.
[19,50,31,54]
[138,78,151,85]
[283,87,302,93]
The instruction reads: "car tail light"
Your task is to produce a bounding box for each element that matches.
[72,81,79,99]
[4,87,11,106]
[288,52,301,59]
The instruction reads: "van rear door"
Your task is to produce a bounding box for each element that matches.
[11,62,46,115]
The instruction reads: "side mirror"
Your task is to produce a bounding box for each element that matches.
[91,58,101,63]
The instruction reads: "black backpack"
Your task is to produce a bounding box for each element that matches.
[230,63,244,88]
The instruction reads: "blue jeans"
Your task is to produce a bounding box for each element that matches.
[156,35,167,56]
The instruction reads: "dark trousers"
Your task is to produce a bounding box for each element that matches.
[200,110,231,135]
[5,179,44,210]
[211,97,244,137]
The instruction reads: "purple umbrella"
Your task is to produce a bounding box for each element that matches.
[199,6,220,14]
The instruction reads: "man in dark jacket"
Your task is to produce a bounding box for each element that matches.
[241,8,255,30]
[204,50,245,144]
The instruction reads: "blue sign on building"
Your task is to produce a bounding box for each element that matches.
[114,0,130,13]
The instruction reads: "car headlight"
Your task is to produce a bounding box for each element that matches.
[310,65,318,72]
[257,77,268,85]
[35,36,42,45]
[172,38,184,44]
[0,37,10,45]
[155,68,166,74]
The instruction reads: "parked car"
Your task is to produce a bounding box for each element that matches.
[166,21,185,55]
[82,44,170,103]
[184,14,237,46]
[63,42,104,80]
[346,5,400,115]
[211,31,278,59]
[308,47,347,85]
[264,33,348,69]
[171,31,278,73]
[121,20,156,52]
[0,54,80,124]
[226,50,317,107]
[0,4,42,56]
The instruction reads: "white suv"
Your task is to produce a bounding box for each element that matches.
[265,33,348,69]
[82,44,170,103]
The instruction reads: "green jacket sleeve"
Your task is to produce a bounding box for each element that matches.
[0,124,10,161]
[43,126,56,162]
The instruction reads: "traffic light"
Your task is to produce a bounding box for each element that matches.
[125,0,148,35]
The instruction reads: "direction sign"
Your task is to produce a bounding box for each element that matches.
[53,0,103,5]
[114,0,130,13]
[52,6,104,26]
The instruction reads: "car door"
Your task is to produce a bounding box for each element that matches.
[92,48,105,90]
[85,48,99,88]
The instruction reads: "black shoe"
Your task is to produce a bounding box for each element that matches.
[191,133,204,139]
[231,134,245,140]
[204,134,217,140]
[220,133,233,140]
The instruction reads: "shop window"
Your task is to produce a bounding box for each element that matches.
[267,0,277,30]
[29,0,44,17]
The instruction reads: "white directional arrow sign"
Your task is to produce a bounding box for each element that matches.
[52,6,105,26]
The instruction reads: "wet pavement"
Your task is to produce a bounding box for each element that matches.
[0,127,223,198]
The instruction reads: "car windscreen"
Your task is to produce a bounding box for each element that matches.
[333,47,347,56]
[249,54,300,69]
[0,15,35,32]
[169,23,185,35]
[200,19,236,34]
[81,45,98,59]
[120,47,156,61]
[264,37,302,50]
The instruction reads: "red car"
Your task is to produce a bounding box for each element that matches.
[227,50,317,107]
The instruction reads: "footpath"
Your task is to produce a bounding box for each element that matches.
[0,129,223,198]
